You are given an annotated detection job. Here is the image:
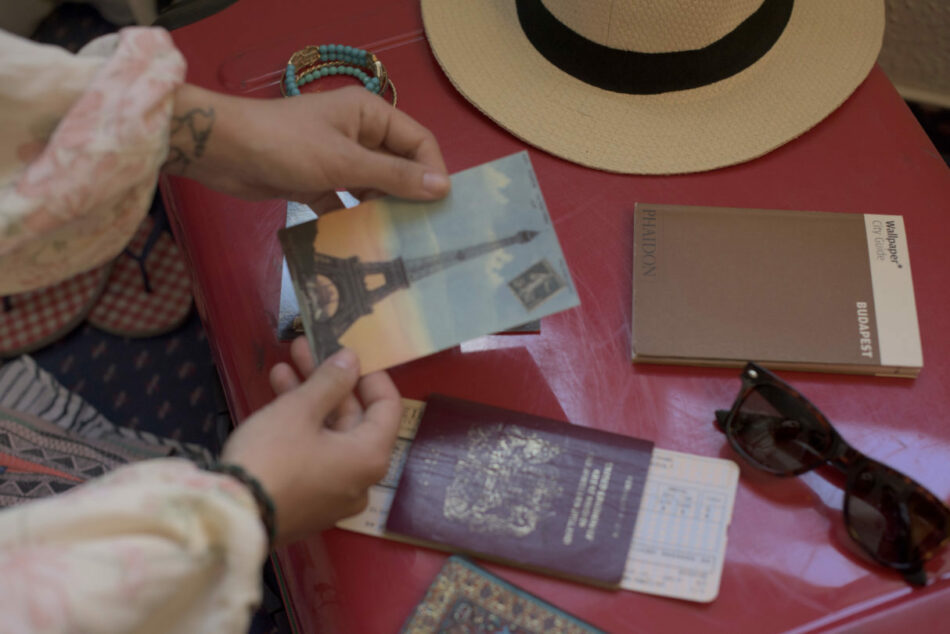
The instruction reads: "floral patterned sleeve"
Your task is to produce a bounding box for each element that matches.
[0,459,268,633]
[0,27,185,294]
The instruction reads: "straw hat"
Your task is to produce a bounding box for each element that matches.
[421,0,885,174]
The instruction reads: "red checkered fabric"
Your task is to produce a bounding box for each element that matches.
[88,216,193,337]
[1,267,109,357]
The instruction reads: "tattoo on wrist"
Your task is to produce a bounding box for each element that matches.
[165,107,215,175]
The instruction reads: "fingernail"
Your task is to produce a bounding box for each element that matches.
[329,347,357,370]
[423,172,450,196]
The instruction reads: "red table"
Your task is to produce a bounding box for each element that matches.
[163,2,950,632]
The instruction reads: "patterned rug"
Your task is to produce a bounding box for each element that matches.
[0,355,213,465]
[30,308,227,454]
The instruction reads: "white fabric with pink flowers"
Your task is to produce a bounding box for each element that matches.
[0,27,182,294]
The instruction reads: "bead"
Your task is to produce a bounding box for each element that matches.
[284,45,392,104]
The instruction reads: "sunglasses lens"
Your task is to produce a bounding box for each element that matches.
[846,462,950,567]
[729,384,834,474]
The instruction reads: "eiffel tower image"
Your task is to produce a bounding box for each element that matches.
[285,224,539,360]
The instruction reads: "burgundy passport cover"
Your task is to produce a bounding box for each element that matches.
[385,395,654,587]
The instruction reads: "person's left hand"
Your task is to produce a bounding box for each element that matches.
[163,84,450,209]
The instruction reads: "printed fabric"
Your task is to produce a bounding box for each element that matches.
[0,361,266,633]
[0,355,215,467]
[0,27,185,294]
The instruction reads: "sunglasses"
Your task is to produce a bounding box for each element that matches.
[715,362,950,586]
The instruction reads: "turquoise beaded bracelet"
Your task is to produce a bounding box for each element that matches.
[281,44,397,106]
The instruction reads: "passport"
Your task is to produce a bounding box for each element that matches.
[385,395,654,587]
[278,152,580,375]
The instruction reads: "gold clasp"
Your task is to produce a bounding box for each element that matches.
[370,55,388,86]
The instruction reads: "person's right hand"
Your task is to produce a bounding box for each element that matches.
[220,337,402,545]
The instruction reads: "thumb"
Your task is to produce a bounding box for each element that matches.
[345,146,451,201]
[291,347,360,421]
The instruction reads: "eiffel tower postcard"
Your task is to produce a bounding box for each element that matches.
[278,151,580,375]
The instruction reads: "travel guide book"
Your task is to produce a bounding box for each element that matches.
[631,203,923,377]
[384,395,654,588]
[278,152,579,374]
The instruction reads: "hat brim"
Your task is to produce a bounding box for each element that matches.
[421,1,884,174]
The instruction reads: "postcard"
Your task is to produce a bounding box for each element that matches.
[278,151,579,374]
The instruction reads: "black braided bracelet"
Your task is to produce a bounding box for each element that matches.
[207,462,277,548]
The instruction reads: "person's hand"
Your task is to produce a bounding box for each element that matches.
[220,337,402,545]
[163,84,450,208]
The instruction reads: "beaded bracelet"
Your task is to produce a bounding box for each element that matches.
[281,44,397,106]
[207,462,277,548]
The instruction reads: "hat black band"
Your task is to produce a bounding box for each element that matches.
[516,0,794,95]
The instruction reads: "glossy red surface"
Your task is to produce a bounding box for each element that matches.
[164,2,950,632]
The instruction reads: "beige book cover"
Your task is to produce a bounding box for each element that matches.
[631,204,922,377]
